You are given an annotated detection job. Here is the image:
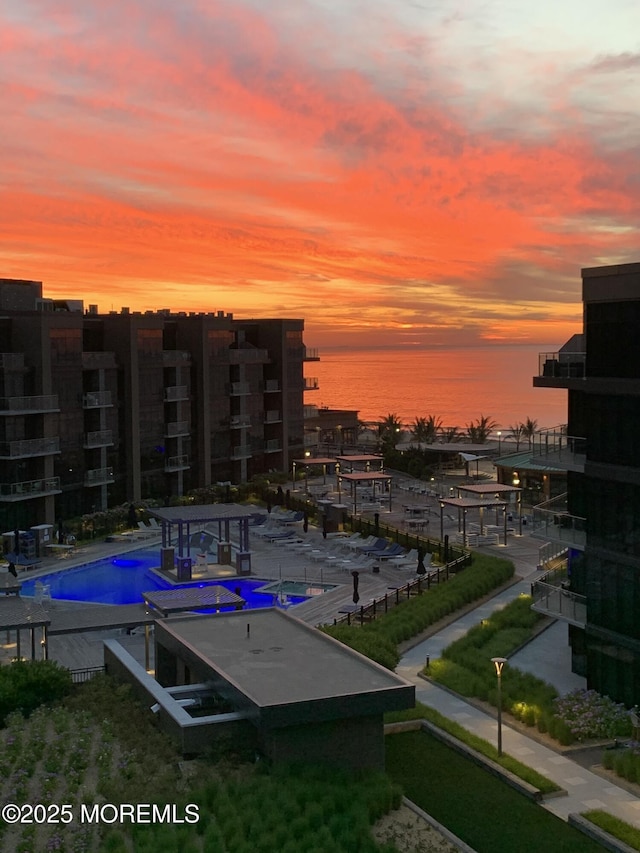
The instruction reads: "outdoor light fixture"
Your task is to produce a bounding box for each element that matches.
[491,657,508,756]
[497,431,502,454]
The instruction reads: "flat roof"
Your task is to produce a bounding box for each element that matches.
[47,603,154,635]
[143,586,244,616]
[293,457,337,465]
[150,504,262,524]
[0,597,50,631]
[157,608,412,711]
[338,472,392,482]
[440,497,506,509]
[336,455,384,462]
[457,484,522,496]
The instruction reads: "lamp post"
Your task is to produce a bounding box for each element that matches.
[497,431,502,454]
[491,657,507,756]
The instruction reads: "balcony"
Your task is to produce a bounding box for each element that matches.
[83,391,112,409]
[304,377,319,391]
[531,568,586,628]
[165,421,189,438]
[303,347,320,361]
[264,410,282,423]
[0,477,61,501]
[0,353,25,370]
[264,439,282,453]
[537,351,586,380]
[231,445,252,460]
[0,437,60,459]
[228,348,269,364]
[230,415,251,429]
[304,405,319,419]
[230,382,251,396]
[530,428,586,473]
[82,352,117,370]
[532,493,586,550]
[84,430,114,448]
[162,351,191,366]
[164,385,189,402]
[0,395,59,414]
[85,467,115,486]
[164,454,190,472]
[264,380,280,393]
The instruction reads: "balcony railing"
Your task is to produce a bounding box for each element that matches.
[230,416,251,429]
[532,493,586,549]
[228,348,269,364]
[0,395,59,414]
[264,410,281,423]
[0,437,60,459]
[0,477,61,501]
[264,439,282,452]
[538,351,586,379]
[165,421,189,437]
[164,454,189,472]
[303,347,320,361]
[162,350,191,366]
[304,377,319,391]
[82,352,117,370]
[84,430,113,448]
[531,428,586,471]
[84,467,115,486]
[164,385,189,402]
[0,353,25,369]
[83,391,112,409]
[264,380,280,393]
[303,405,319,419]
[531,570,586,627]
[231,445,252,459]
[230,382,250,396]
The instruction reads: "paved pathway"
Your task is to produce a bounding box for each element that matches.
[396,545,640,829]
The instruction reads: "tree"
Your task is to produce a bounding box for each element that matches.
[509,423,526,451]
[411,415,441,444]
[466,415,498,444]
[441,425,462,443]
[377,413,403,452]
[522,417,539,449]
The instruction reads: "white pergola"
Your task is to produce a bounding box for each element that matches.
[336,471,393,514]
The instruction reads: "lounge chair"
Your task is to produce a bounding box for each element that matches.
[137,521,156,538]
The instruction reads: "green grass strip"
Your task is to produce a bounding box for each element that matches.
[582,810,640,851]
[385,701,561,795]
[385,730,604,853]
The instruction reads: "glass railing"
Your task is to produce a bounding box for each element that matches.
[264,439,281,452]
[531,578,586,627]
[84,430,114,448]
[82,352,117,370]
[83,391,112,408]
[0,477,61,500]
[265,410,281,423]
[84,467,114,485]
[0,437,60,458]
[303,347,320,360]
[229,416,251,428]
[304,377,319,391]
[264,380,280,393]
[164,455,189,471]
[165,421,189,437]
[164,385,189,402]
[231,445,252,459]
[531,428,586,470]
[538,352,586,379]
[0,395,59,413]
[532,493,586,549]
[230,382,250,396]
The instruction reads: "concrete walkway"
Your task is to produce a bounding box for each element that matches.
[396,545,640,829]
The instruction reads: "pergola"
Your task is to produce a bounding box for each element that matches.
[438,495,516,546]
[336,472,393,514]
[149,504,262,570]
[457,483,524,535]
[0,598,50,660]
[143,586,245,617]
[291,456,337,489]
[336,454,384,473]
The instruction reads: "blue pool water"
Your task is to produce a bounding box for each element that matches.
[20,547,308,609]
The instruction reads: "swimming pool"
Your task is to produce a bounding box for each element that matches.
[19,547,311,609]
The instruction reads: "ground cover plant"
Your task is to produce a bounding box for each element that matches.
[602,740,640,785]
[0,659,72,726]
[385,730,605,853]
[384,701,560,795]
[323,553,515,669]
[582,810,640,852]
[0,674,405,853]
[427,596,632,745]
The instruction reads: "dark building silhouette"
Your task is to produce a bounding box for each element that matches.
[0,279,319,530]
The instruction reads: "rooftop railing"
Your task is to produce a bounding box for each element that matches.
[538,351,586,379]
[531,427,586,471]
[532,493,586,549]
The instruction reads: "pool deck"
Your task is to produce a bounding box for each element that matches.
[0,465,540,673]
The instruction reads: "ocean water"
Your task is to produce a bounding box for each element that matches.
[310,345,567,430]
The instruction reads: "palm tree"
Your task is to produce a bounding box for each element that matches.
[442,425,462,443]
[522,417,538,449]
[377,413,403,452]
[509,423,526,451]
[411,415,441,444]
[411,416,430,444]
[466,415,498,444]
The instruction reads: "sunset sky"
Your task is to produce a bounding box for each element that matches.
[2,0,639,348]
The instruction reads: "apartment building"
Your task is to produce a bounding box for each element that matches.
[532,262,640,705]
[0,279,318,532]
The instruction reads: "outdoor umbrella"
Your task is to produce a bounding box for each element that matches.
[374,512,379,537]
[303,510,309,533]
[416,547,426,576]
[352,570,360,605]
[127,504,137,527]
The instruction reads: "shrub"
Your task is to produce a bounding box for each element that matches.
[552,690,633,742]
[0,660,72,725]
